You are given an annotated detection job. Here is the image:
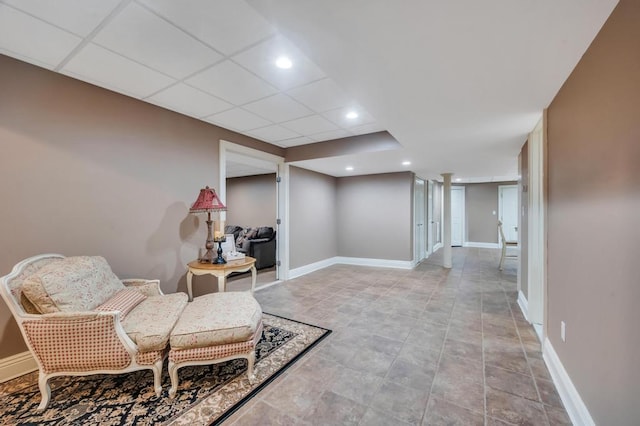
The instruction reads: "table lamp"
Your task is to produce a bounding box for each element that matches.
[189,186,227,263]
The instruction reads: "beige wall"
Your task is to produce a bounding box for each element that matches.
[289,167,337,269]
[546,0,640,423]
[463,183,500,244]
[226,174,277,229]
[450,182,517,244]
[337,172,413,260]
[0,55,277,358]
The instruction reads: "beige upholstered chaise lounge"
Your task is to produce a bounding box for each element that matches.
[0,254,188,410]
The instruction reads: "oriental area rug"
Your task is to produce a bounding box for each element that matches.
[0,314,331,426]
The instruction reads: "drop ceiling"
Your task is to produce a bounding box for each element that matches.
[0,0,618,181]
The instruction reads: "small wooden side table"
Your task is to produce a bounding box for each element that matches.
[186,257,256,302]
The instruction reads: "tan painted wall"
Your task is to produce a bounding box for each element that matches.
[289,167,337,269]
[0,55,278,358]
[449,182,517,244]
[337,172,413,260]
[226,174,277,229]
[464,182,515,244]
[546,0,640,423]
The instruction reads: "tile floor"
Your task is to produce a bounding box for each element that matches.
[225,248,571,425]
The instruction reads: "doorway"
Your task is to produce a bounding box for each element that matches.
[451,186,465,247]
[499,185,518,242]
[414,178,426,263]
[427,180,434,256]
[218,141,287,288]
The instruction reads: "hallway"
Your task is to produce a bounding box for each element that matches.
[227,247,570,425]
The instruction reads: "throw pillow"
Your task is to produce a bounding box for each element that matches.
[22,256,125,314]
[95,288,147,320]
[236,227,259,247]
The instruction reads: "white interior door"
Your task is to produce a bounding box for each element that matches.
[414,178,426,262]
[499,185,518,242]
[450,186,465,247]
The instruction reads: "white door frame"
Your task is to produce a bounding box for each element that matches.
[219,140,289,280]
[527,117,546,336]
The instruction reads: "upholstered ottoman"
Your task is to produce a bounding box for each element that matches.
[167,291,263,398]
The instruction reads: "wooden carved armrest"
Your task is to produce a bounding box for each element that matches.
[22,311,137,374]
[122,279,163,297]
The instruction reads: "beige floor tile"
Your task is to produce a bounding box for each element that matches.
[422,397,485,426]
[228,400,305,425]
[485,364,539,401]
[486,388,549,426]
[303,390,368,426]
[220,248,571,425]
[370,381,430,425]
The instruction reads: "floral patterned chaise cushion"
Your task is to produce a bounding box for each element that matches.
[21,256,126,314]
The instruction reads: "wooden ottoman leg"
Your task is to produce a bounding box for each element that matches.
[168,360,180,399]
[247,350,256,384]
[152,358,163,397]
[37,371,51,411]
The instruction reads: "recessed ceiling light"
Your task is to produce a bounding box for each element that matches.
[345,166,354,171]
[402,161,411,166]
[345,111,358,119]
[455,178,462,182]
[275,56,292,69]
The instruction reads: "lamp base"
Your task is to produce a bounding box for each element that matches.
[212,239,227,264]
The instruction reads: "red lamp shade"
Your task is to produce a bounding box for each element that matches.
[189,186,226,213]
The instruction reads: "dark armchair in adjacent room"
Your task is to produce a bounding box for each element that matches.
[225,225,277,270]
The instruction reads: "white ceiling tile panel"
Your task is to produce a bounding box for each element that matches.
[232,35,325,90]
[205,108,271,131]
[286,78,351,112]
[323,107,375,129]
[0,4,81,69]
[282,115,338,135]
[350,123,386,136]
[139,0,274,55]
[243,93,312,123]
[277,136,315,147]
[147,83,232,118]
[186,60,277,105]
[309,129,353,142]
[248,125,300,142]
[3,0,121,37]
[93,2,222,79]
[226,159,275,178]
[61,43,175,98]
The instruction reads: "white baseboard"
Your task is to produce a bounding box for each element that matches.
[463,242,500,249]
[433,243,443,252]
[335,256,416,270]
[254,280,282,292]
[288,256,415,280]
[518,290,529,322]
[288,257,338,279]
[0,351,37,383]
[543,338,595,426]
